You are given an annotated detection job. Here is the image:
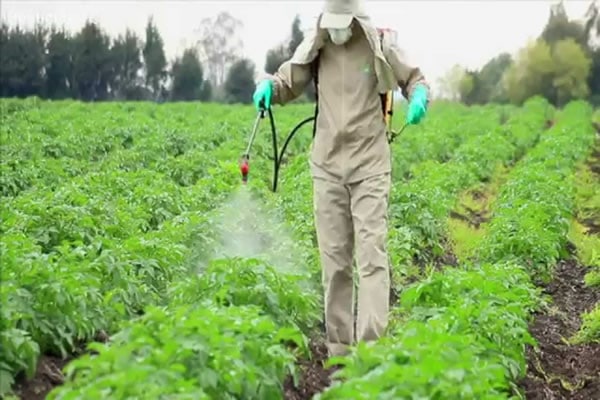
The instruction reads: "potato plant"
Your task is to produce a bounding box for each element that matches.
[1,97,596,399]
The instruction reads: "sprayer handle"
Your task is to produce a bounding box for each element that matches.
[258,100,267,118]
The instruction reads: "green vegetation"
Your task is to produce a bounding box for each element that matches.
[2,94,598,399]
[1,2,599,398]
[572,303,600,344]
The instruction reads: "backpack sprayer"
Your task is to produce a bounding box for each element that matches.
[240,27,408,192]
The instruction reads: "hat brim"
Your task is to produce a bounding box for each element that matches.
[319,12,353,29]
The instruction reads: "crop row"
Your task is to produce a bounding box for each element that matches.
[386,96,552,275]
[1,100,321,197]
[0,100,506,399]
[317,100,595,399]
[38,99,549,399]
[0,99,508,397]
[1,96,575,399]
[0,100,311,395]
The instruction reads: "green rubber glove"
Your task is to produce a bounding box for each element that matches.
[253,79,273,111]
[406,83,428,125]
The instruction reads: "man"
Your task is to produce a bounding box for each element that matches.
[252,0,430,358]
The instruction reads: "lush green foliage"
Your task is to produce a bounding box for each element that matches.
[1,96,596,399]
[0,99,316,395]
[572,303,600,344]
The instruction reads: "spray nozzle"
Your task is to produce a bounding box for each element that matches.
[240,154,250,183]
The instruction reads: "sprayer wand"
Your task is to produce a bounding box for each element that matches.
[240,108,265,184]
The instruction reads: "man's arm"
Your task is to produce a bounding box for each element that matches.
[262,60,313,105]
[382,37,430,102]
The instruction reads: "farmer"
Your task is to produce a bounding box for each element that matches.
[252,0,430,358]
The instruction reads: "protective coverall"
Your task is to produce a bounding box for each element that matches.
[253,0,430,357]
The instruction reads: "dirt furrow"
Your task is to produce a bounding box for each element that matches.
[519,259,600,400]
[283,339,339,400]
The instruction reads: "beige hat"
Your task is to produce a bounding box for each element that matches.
[319,0,367,29]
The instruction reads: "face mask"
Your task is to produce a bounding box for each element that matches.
[328,27,352,45]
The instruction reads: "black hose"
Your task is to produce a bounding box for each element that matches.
[255,96,318,192]
[273,116,315,192]
[266,107,280,192]
[260,107,316,192]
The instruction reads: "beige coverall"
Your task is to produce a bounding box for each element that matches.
[263,6,429,357]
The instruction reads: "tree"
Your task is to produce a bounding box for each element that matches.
[288,15,304,56]
[538,0,598,104]
[195,12,244,88]
[583,0,599,46]
[170,47,206,101]
[583,0,600,104]
[503,38,591,106]
[436,64,468,101]
[143,17,167,100]
[476,53,512,103]
[199,80,212,101]
[551,38,592,105]
[264,44,289,74]
[224,58,256,104]
[503,40,554,105]
[0,22,47,98]
[111,29,143,99]
[45,26,73,99]
[541,1,586,47]
[459,72,475,102]
[71,20,113,101]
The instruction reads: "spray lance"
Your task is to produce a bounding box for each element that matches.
[239,108,264,185]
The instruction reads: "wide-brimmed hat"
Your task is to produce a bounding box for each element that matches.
[319,0,367,29]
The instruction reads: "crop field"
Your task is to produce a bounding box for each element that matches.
[1,96,599,399]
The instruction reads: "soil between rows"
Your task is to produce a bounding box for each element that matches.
[13,355,70,400]
[519,259,600,400]
[12,331,109,400]
[283,340,339,400]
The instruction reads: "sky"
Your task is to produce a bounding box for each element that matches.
[1,0,593,93]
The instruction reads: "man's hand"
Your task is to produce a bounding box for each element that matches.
[406,83,428,125]
[252,79,273,111]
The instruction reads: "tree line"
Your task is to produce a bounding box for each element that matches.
[2,1,598,107]
[438,0,600,107]
[0,12,309,104]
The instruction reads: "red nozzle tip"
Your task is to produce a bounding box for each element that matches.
[240,158,249,183]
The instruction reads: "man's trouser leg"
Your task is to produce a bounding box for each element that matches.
[313,177,354,357]
[350,172,391,344]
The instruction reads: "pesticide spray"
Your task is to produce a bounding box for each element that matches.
[201,183,302,273]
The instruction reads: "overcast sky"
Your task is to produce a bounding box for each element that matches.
[1,0,592,91]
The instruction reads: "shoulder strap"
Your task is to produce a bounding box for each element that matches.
[377,30,397,143]
[310,51,321,139]
[378,30,387,116]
